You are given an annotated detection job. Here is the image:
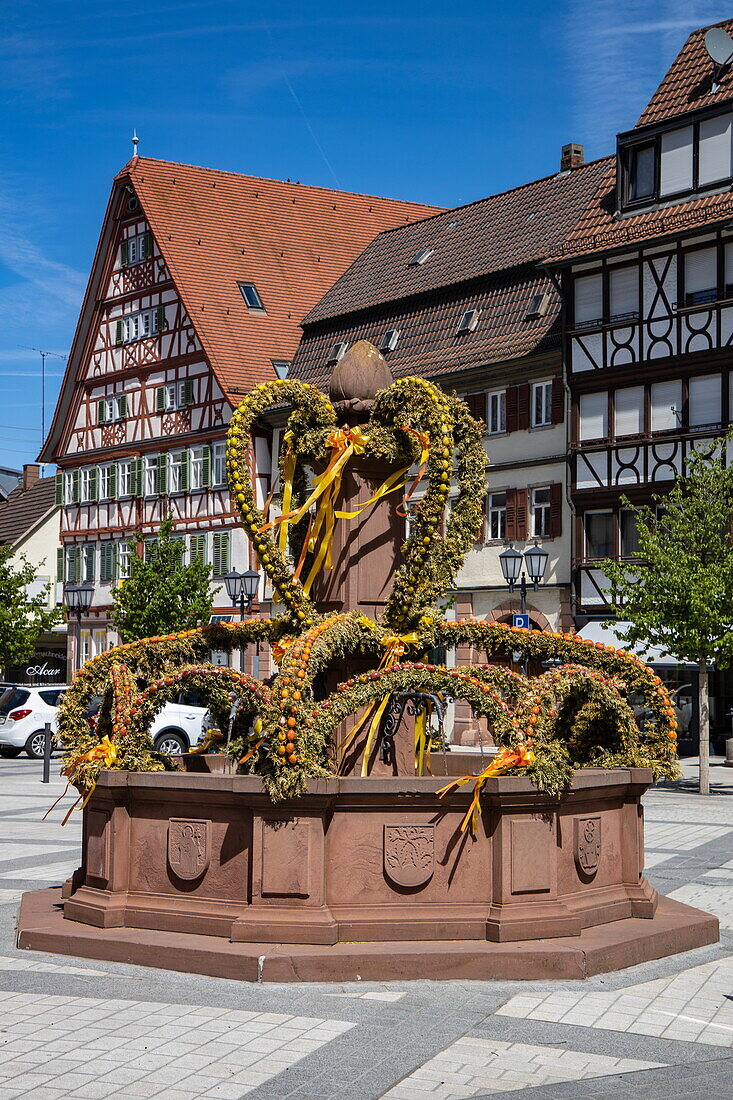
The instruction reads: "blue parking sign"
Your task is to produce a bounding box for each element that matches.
[512,613,530,630]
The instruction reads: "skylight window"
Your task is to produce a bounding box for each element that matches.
[328,342,348,364]
[456,309,480,334]
[525,291,551,320]
[409,248,434,266]
[238,282,265,311]
[380,330,400,352]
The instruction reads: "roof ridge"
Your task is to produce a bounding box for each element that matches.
[372,154,616,238]
[117,156,441,212]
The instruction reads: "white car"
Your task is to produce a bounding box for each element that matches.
[0,686,67,759]
[86,692,212,756]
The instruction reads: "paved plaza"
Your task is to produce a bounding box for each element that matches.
[0,757,731,1099]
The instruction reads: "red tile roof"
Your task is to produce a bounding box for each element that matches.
[121,158,442,395]
[303,159,611,325]
[637,19,733,127]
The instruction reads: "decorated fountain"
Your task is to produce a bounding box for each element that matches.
[18,344,718,980]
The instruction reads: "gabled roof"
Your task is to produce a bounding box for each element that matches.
[40,158,441,462]
[0,467,21,501]
[637,19,733,128]
[0,477,56,547]
[550,21,733,265]
[302,158,611,326]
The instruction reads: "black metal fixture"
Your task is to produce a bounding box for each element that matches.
[63,582,95,673]
[499,541,549,619]
[223,568,261,675]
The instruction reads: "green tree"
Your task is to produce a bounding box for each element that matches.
[602,439,733,794]
[0,547,63,673]
[111,517,217,643]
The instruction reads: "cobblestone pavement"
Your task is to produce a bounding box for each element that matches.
[0,757,731,1099]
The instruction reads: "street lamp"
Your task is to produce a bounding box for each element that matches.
[63,582,94,674]
[499,541,549,619]
[223,568,261,675]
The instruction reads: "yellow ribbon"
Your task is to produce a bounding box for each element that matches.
[47,736,119,826]
[436,745,536,834]
[278,431,297,555]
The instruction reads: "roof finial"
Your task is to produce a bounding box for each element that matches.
[131,129,139,158]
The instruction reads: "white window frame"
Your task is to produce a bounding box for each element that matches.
[63,471,75,506]
[99,464,111,500]
[531,486,551,539]
[487,491,506,541]
[144,455,158,497]
[190,445,205,491]
[531,381,553,428]
[118,541,131,579]
[169,451,183,494]
[118,460,132,498]
[122,309,161,344]
[212,442,226,487]
[123,232,149,267]
[487,390,506,435]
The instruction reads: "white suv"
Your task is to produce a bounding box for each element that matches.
[87,692,212,755]
[0,686,67,759]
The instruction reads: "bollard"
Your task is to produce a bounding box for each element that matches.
[726,737,733,769]
[41,722,51,784]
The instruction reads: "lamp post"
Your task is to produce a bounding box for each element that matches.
[223,568,261,677]
[63,582,95,674]
[498,541,549,619]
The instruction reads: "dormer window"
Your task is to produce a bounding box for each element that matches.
[380,329,400,352]
[456,309,480,333]
[619,107,733,212]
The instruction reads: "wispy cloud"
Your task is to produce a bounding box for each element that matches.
[565,1,732,153]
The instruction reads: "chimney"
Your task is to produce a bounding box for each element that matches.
[561,143,585,171]
[23,464,40,491]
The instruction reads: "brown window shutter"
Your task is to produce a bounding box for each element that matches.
[505,488,517,540]
[517,384,530,430]
[551,377,565,424]
[505,387,518,433]
[549,482,563,538]
[515,489,529,541]
[465,392,487,424]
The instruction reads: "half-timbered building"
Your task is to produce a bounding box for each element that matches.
[39,156,440,669]
[548,20,733,745]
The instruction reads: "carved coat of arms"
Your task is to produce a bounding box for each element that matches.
[168,818,211,880]
[575,816,602,876]
[384,824,435,887]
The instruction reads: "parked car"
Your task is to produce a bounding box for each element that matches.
[86,691,212,755]
[0,686,68,759]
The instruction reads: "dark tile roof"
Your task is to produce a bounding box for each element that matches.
[302,158,612,326]
[636,19,733,128]
[291,265,561,391]
[0,477,57,546]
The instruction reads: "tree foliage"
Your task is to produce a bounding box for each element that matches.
[601,438,733,670]
[0,546,63,672]
[111,517,217,643]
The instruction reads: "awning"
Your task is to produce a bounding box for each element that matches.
[576,621,698,669]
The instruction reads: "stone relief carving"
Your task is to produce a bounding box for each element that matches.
[168,818,211,881]
[575,816,602,876]
[383,824,435,887]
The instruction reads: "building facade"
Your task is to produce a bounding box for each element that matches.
[549,19,733,746]
[39,156,440,670]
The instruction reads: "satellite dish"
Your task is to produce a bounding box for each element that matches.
[704,27,733,67]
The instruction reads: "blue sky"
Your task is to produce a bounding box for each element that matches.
[0,0,731,471]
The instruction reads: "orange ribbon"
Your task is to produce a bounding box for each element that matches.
[437,744,536,833]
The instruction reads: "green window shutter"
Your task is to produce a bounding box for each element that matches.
[98,399,107,425]
[212,532,230,575]
[108,464,117,499]
[67,546,81,584]
[130,458,142,498]
[89,468,98,502]
[143,230,152,260]
[180,450,190,491]
[72,471,80,504]
[183,380,194,406]
[118,393,128,418]
[84,545,96,583]
[56,547,65,583]
[156,305,167,331]
[190,534,206,565]
[54,471,63,506]
[100,543,117,584]
[156,386,166,412]
[156,454,168,494]
[201,445,211,489]
[120,240,129,267]
[115,319,124,345]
